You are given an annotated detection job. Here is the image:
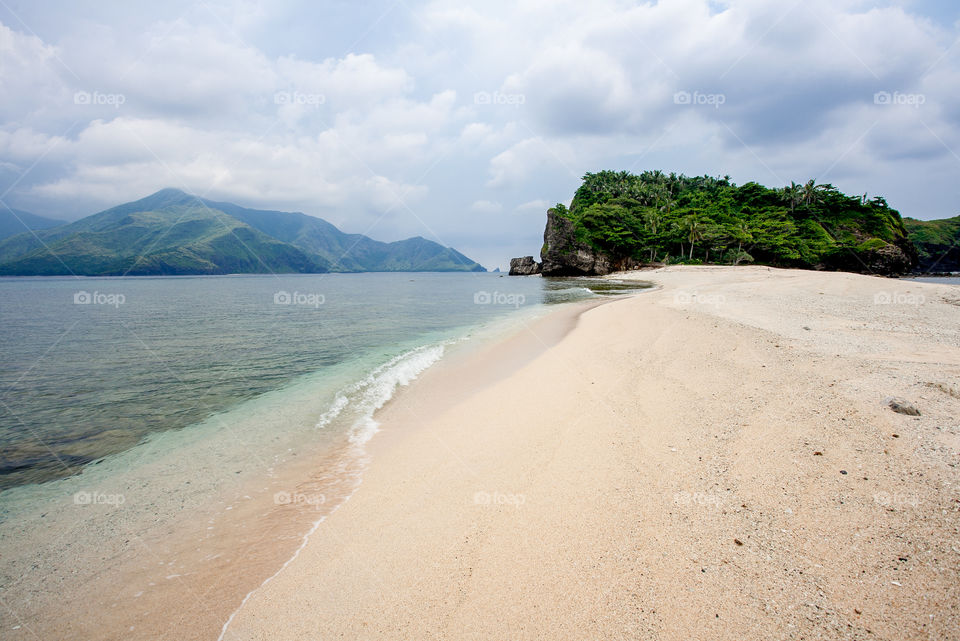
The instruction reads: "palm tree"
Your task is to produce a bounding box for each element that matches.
[732,221,752,265]
[801,179,821,208]
[643,210,664,261]
[684,215,704,260]
[782,181,802,214]
[659,193,677,217]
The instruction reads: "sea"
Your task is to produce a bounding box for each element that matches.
[906,276,960,285]
[0,271,649,640]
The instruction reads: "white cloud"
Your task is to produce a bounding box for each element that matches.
[486,137,576,188]
[1,0,959,267]
[470,199,502,213]
[517,199,549,212]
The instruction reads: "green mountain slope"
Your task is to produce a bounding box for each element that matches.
[0,189,484,275]
[0,198,326,276]
[903,215,960,273]
[208,197,484,272]
[0,208,66,240]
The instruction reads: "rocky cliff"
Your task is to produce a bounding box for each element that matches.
[819,235,918,275]
[509,207,642,276]
[539,208,641,276]
[903,215,960,273]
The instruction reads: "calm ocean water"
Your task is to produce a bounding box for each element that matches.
[906,276,960,285]
[0,272,646,492]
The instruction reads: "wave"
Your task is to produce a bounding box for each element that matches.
[219,342,447,641]
[560,286,598,296]
[314,343,447,444]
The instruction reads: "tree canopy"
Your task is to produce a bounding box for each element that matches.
[555,170,912,269]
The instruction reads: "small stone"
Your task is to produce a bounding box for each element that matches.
[892,434,899,438]
[814,451,823,456]
[734,538,743,546]
[885,397,920,416]
[840,470,848,475]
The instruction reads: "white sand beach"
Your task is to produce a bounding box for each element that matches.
[221,266,960,640]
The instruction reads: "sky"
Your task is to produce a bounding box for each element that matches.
[1,0,958,270]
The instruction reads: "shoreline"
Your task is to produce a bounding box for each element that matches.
[0,291,608,641]
[213,296,610,641]
[223,265,959,640]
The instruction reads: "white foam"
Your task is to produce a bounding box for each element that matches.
[565,286,597,295]
[312,344,447,443]
[314,393,349,429]
[346,344,446,445]
[217,342,446,641]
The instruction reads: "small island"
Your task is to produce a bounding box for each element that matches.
[512,170,958,276]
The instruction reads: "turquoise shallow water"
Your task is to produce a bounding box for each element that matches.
[0,272,653,640]
[0,272,648,491]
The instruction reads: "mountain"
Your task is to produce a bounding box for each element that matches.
[0,208,66,240]
[0,189,484,276]
[904,215,960,273]
[511,170,916,276]
[0,190,326,275]
[205,196,483,272]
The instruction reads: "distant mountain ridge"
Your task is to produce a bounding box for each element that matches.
[0,208,67,241]
[0,189,485,275]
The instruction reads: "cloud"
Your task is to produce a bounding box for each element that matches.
[0,0,959,269]
[486,137,577,188]
[517,199,550,212]
[470,199,502,213]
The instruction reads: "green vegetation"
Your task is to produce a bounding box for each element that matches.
[554,170,914,272]
[903,215,960,272]
[0,208,66,240]
[0,189,485,275]
[0,203,325,275]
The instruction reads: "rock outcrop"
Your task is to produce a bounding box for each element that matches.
[540,208,641,276]
[820,236,918,276]
[508,256,541,275]
[904,215,960,274]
